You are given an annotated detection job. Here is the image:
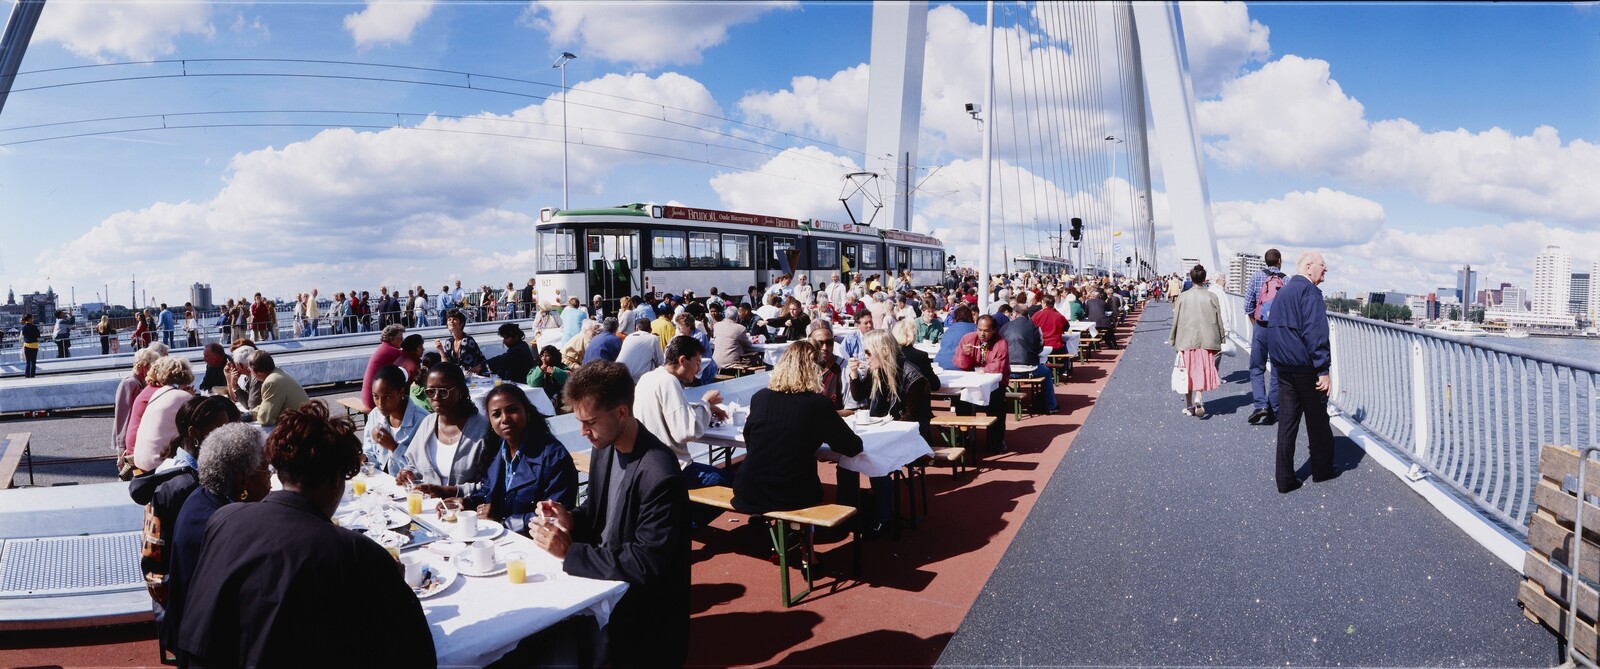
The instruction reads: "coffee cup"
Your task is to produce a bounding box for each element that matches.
[401,555,426,587]
[461,540,495,570]
[453,510,479,540]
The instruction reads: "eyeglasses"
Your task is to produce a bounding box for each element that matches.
[424,387,452,399]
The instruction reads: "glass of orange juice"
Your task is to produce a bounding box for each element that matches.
[352,476,368,497]
[406,491,424,516]
[506,552,527,584]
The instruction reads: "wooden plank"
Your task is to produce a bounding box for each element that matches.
[1525,550,1600,623]
[1529,511,1600,583]
[1535,478,1600,538]
[571,449,590,474]
[768,504,855,529]
[1539,445,1600,500]
[687,485,737,511]
[1,433,31,490]
[931,415,998,428]
[1520,578,1600,658]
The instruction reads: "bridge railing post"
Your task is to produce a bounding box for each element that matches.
[1411,340,1430,461]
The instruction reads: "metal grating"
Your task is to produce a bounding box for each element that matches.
[0,532,145,598]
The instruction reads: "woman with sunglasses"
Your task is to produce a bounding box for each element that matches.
[396,361,493,500]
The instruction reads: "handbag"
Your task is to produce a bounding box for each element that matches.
[1169,352,1189,394]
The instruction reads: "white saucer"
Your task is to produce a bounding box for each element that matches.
[443,518,504,543]
[456,557,507,578]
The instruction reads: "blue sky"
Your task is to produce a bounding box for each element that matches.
[1,1,1595,306]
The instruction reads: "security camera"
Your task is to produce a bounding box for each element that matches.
[964,102,981,115]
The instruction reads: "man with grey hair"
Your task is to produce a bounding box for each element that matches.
[249,350,310,428]
[225,345,260,410]
[581,317,623,365]
[1266,251,1334,493]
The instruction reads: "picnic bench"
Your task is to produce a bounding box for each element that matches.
[2,432,33,489]
[688,485,859,607]
[336,396,368,428]
[1046,353,1073,384]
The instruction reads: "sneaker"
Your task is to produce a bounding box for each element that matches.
[1247,409,1267,425]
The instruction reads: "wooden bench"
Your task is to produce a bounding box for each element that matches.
[930,415,998,456]
[688,485,858,607]
[1,432,33,489]
[1519,444,1600,656]
[1008,378,1043,420]
[336,397,368,428]
[1046,353,1074,384]
[1078,337,1103,361]
[724,362,766,377]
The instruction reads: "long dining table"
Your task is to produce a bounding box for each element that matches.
[694,408,933,478]
[329,473,629,666]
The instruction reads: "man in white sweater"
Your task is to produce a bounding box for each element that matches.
[634,336,729,481]
[616,318,664,381]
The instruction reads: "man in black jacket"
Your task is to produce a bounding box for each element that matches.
[1000,310,1059,414]
[1266,251,1334,493]
[534,361,691,668]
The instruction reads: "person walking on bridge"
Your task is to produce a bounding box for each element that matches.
[1244,249,1287,426]
[1267,252,1334,493]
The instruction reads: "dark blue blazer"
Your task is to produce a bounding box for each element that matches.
[469,430,578,535]
[1266,274,1331,375]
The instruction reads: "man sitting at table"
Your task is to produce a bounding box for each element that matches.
[808,321,849,411]
[712,308,762,369]
[1001,307,1058,416]
[634,337,730,499]
[616,319,664,382]
[532,362,690,668]
[249,350,310,428]
[952,315,1010,452]
[581,317,623,365]
[838,309,874,362]
[1033,294,1072,376]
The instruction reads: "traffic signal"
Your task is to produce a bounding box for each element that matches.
[1069,217,1082,241]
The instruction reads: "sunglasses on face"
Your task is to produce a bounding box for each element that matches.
[424,387,452,399]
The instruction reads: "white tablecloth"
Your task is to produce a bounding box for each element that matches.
[696,413,932,478]
[534,328,566,351]
[911,342,939,356]
[337,474,630,668]
[759,342,791,366]
[934,369,1003,405]
[1070,321,1098,338]
[1059,332,1080,357]
[468,380,556,417]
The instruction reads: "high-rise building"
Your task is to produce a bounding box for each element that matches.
[1456,265,1477,304]
[1227,252,1265,297]
[190,283,214,311]
[1533,246,1572,316]
[1571,273,1592,316]
[1501,284,1530,311]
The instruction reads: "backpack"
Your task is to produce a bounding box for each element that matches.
[1254,271,1285,322]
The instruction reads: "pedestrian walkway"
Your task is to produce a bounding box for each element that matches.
[939,300,1558,666]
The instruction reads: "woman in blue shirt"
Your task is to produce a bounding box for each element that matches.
[934,304,977,369]
[362,365,428,474]
[461,385,578,535]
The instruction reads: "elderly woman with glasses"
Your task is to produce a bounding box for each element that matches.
[176,403,431,666]
[395,361,493,500]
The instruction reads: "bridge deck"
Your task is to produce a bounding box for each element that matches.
[939,300,1558,667]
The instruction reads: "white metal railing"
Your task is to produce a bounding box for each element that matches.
[1217,290,1598,534]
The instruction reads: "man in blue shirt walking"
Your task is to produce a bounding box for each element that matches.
[1265,251,1334,494]
[1242,249,1286,426]
[158,304,176,347]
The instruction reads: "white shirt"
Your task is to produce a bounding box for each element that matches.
[616,331,665,381]
[420,430,459,479]
[633,366,713,468]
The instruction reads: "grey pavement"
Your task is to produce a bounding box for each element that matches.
[0,386,360,488]
[938,300,1559,667]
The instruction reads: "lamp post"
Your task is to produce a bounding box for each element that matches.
[552,52,577,210]
[1105,135,1123,280]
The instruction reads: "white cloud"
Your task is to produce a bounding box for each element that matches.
[527,1,797,69]
[31,72,725,302]
[34,0,214,62]
[343,0,436,48]
[1179,1,1271,98]
[709,146,862,222]
[738,65,870,151]
[1212,188,1385,248]
[1197,55,1371,172]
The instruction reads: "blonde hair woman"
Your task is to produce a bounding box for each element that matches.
[844,329,934,537]
[132,357,198,472]
[731,341,864,515]
[115,345,170,477]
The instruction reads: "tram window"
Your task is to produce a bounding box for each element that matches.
[651,230,687,269]
[688,231,719,269]
[815,240,839,270]
[721,234,751,268]
[895,246,911,270]
[861,243,879,268]
[540,228,578,271]
[773,236,796,269]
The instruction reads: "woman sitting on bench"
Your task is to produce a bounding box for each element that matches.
[732,341,863,517]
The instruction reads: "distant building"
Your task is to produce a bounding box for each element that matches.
[20,289,59,323]
[1571,273,1591,317]
[1533,246,1571,316]
[1500,284,1530,311]
[1591,262,1600,328]
[1227,252,1265,299]
[1456,265,1477,305]
[190,283,214,311]
[1424,293,1441,321]
[1367,291,1408,306]
[1404,294,1429,319]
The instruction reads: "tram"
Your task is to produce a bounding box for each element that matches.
[533,203,946,308]
[1012,254,1075,277]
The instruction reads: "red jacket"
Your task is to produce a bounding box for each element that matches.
[952,331,1009,384]
[1032,307,1068,348]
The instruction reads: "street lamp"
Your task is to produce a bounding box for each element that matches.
[552,52,577,210]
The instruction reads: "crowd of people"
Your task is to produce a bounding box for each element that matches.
[113,265,1151,667]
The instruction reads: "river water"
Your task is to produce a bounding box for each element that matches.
[1478,334,1600,365]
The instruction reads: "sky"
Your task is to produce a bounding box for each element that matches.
[0,0,1596,306]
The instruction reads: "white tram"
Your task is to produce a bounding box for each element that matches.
[1012,254,1075,277]
[533,203,946,308]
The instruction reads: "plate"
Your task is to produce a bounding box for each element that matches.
[425,540,468,558]
[441,518,505,542]
[366,529,408,549]
[338,507,410,531]
[456,556,507,578]
[413,564,458,599]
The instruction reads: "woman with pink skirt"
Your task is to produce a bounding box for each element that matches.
[1169,264,1226,418]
